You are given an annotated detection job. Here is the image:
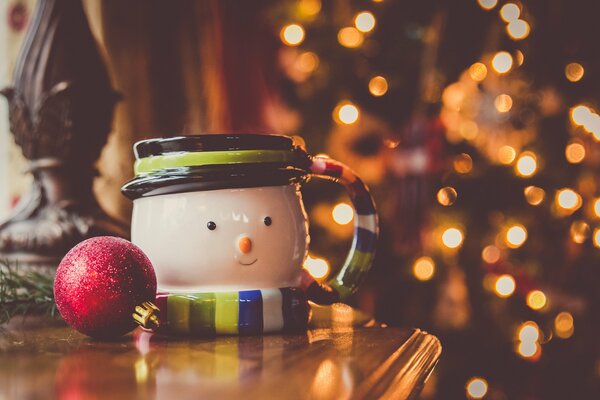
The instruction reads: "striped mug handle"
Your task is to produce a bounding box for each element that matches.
[300,156,379,304]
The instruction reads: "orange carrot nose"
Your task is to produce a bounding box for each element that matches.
[239,236,252,254]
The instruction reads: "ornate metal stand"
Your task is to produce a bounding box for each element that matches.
[0,0,128,265]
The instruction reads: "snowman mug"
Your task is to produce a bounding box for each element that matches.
[122,134,378,335]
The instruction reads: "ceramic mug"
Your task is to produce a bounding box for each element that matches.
[122,134,378,335]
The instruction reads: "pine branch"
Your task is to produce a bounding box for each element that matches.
[0,261,57,325]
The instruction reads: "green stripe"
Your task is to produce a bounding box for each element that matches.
[167,295,191,334]
[189,293,217,335]
[134,150,297,175]
[330,249,375,300]
[215,292,239,334]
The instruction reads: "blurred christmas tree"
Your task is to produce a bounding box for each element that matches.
[271,0,599,398]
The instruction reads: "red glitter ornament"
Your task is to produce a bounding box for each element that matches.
[54,236,157,338]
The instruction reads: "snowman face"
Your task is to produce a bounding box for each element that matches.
[131,185,309,292]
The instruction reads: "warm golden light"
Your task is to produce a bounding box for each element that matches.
[495,274,516,297]
[460,121,479,140]
[518,321,540,343]
[437,186,458,206]
[526,290,547,310]
[554,312,574,339]
[354,11,376,33]
[466,377,488,399]
[303,255,330,279]
[498,145,516,164]
[565,63,584,82]
[565,141,585,164]
[477,0,498,10]
[555,188,581,211]
[442,227,464,249]
[517,340,539,358]
[594,199,600,217]
[570,220,590,244]
[593,228,600,248]
[482,245,501,264]
[413,256,435,281]
[454,153,473,174]
[492,51,514,74]
[515,152,537,177]
[570,105,592,126]
[332,203,354,225]
[280,24,305,46]
[298,0,322,17]
[469,62,488,81]
[500,3,520,22]
[506,224,527,248]
[334,102,360,125]
[297,51,320,73]
[338,27,364,48]
[524,186,545,206]
[368,75,388,96]
[495,94,513,113]
[506,19,530,40]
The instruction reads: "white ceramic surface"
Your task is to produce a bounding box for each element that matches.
[131,185,309,292]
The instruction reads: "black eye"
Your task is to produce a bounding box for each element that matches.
[207,221,217,230]
[264,216,272,226]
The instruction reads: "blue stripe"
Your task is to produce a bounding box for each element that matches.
[238,290,263,335]
[355,227,377,253]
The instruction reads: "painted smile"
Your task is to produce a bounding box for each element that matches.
[239,258,258,266]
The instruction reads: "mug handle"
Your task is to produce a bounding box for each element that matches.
[299,156,379,304]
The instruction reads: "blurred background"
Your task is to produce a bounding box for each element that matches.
[1,0,599,398]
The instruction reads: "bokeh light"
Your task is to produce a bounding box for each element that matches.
[454,153,473,174]
[332,203,354,225]
[437,186,458,206]
[506,224,528,248]
[498,145,516,164]
[495,94,513,112]
[338,27,364,48]
[303,255,330,279]
[495,274,516,297]
[517,340,539,358]
[280,24,305,46]
[368,75,388,96]
[524,186,545,206]
[593,228,600,248]
[442,227,464,249]
[500,3,520,22]
[354,11,376,33]
[482,245,501,263]
[570,105,592,126]
[570,220,590,244]
[593,198,600,217]
[334,102,360,124]
[526,290,547,310]
[413,256,435,281]
[507,19,530,40]
[515,152,537,177]
[477,0,498,10]
[469,62,488,81]
[518,321,540,343]
[298,0,321,16]
[466,377,488,399]
[565,63,584,82]
[565,141,585,163]
[460,121,479,140]
[554,312,574,339]
[555,188,582,211]
[297,51,320,73]
[492,51,514,74]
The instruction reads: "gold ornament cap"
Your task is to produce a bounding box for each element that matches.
[133,301,160,329]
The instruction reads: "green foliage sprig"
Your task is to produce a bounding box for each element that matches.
[0,261,56,325]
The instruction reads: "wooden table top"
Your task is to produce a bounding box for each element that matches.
[0,306,441,400]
